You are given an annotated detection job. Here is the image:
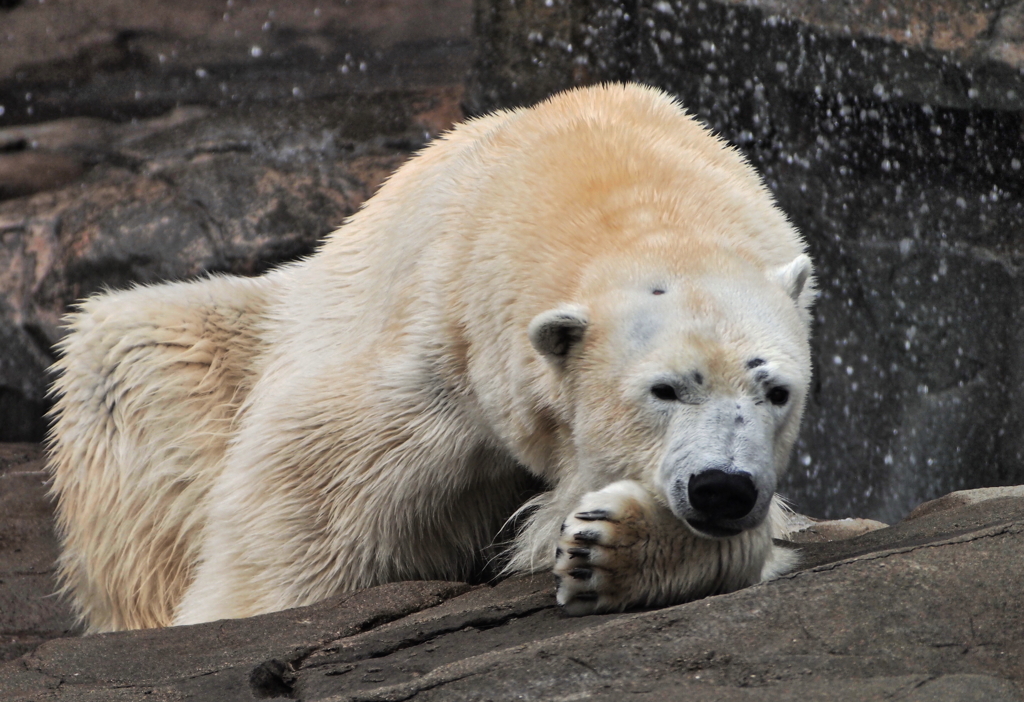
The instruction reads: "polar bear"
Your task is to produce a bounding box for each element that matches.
[47,83,813,632]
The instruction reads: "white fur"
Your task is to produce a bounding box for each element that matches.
[46,83,813,631]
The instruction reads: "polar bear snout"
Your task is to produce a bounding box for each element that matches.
[688,468,758,522]
[666,463,773,539]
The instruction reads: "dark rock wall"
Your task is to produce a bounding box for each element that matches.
[469,0,1024,523]
[0,0,473,125]
[0,90,464,442]
[0,0,472,443]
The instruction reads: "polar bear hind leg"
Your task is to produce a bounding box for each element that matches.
[47,275,270,632]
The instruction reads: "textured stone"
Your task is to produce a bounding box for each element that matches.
[785,515,889,544]
[906,485,1024,521]
[0,458,1021,701]
[0,0,473,126]
[0,444,77,662]
[0,0,472,441]
[2,442,1023,700]
[0,86,464,441]
[1,581,474,701]
[469,0,1024,113]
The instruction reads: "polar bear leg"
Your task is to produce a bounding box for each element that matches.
[554,481,793,615]
[47,276,269,631]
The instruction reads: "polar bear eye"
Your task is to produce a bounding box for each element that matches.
[766,386,790,406]
[651,384,679,402]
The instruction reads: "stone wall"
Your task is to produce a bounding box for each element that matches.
[0,0,472,443]
[469,0,1024,522]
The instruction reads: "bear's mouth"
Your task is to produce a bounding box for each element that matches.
[685,519,743,539]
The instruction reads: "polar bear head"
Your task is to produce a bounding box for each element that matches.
[529,247,813,539]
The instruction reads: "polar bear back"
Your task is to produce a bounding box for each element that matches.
[273,83,808,469]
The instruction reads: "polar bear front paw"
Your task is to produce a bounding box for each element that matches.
[554,481,653,616]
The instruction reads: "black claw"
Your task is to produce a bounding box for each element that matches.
[568,568,592,580]
[567,547,590,558]
[573,591,598,602]
[560,522,567,534]
[573,529,602,544]
[574,509,613,521]
[555,547,564,558]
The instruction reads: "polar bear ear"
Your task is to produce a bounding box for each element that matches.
[771,254,813,304]
[529,305,589,365]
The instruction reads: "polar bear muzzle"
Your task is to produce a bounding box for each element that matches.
[667,463,773,539]
[684,467,760,537]
[661,394,780,540]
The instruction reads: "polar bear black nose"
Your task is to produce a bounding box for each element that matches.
[688,469,758,521]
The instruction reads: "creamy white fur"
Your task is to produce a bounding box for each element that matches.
[47,83,813,632]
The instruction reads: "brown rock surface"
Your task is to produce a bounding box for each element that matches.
[784,514,889,544]
[0,85,464,441]
[906,485,1024,521]
[0,0,472,442]
[0,444,77,663]
[0,0,473,124]
[2,443,1023,701]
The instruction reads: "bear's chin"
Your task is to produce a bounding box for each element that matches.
[685,519,744,539]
